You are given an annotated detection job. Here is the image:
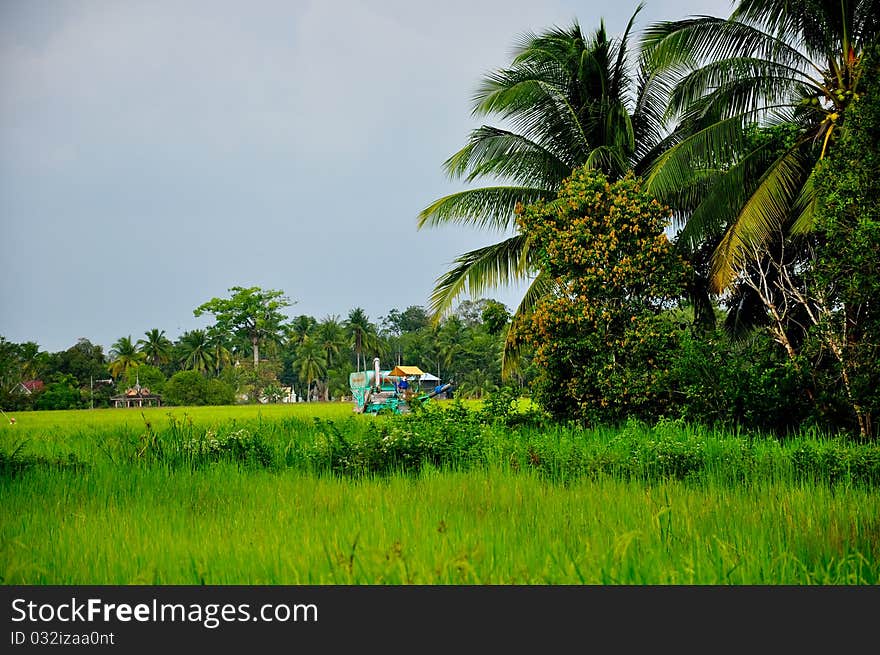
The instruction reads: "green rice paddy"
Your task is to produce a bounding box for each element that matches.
[2,402,878,584]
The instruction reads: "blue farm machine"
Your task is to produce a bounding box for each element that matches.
[349,358,452,415]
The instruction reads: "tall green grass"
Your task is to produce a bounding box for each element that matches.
[1,402,878,584]
[3,464,877,584]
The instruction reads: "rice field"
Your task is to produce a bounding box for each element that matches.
[2,402,878,585]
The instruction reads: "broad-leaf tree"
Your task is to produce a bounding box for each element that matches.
[194,286,293,368]
[516,167,691,423]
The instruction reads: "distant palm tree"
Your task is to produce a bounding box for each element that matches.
[297,337,326,402]
[206,327,233,375]
[288,315,317,349]
[315,315,348,400]
[108,336,145,380]
[436,316,466,381]
[17,341,44,381]
[456,369,499,400]
[177,330,214,374]
[345,308,377,373]
[137,329,172,368]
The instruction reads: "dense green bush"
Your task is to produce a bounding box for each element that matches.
[33,380,82,411]
[163,370,235,406]
[670,328,812,434]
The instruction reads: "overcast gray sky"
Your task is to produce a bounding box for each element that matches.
[0,0,734,353]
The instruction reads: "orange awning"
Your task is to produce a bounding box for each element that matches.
[387,365,425,377]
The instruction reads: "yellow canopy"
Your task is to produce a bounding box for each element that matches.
[387,365,425,377]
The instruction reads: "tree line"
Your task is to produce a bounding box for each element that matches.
[0,286,521,410]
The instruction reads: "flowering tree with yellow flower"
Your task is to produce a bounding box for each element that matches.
[515,167,691,423]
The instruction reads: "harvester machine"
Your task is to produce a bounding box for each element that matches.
[350,358,448,415]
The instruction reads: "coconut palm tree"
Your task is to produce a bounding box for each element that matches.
[288,315,317,348]
[206,327,233,376]
[177,330,214,374]
[641,0,880,293]
[108,336,145,380]
[436,315,466,382]
[297,336,326,402]
[345,308,378,373]
[315,315,347,400]
[417,4,675,374]
[137,329,172,368]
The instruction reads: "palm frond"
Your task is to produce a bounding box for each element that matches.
[417,186,555,232]
[789,166,817,234]
[678,137,785,250]
[443,126,574,187]
[428,234,533,321]
[668,58,819,121]
[642,16,815,74]
[644,112,753,202]
[610,3,645,101]
[710,144,812,292]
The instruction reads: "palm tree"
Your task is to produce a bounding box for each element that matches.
[288,315,317,348]
[641,0,880,293]
[436,316,466,381]
[315,315,347,400]
[297,336,326,402]
[137,329,172,368]
[177,330,214,374]
[17,341,44,381]
[417,4,674,374]
[345,308,377,373]
[108,336,145,380]
[206,327,233,376]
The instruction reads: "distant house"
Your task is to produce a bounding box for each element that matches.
[19,380,45,394]
[111,382,162,408]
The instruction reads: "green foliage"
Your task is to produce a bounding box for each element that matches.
[182,427,273,468]
[137,329,173,368]
[162,371,232,407]
[480,300,511,336]
[642,0,879,292]
[120,365,165,394]
[205,378,236,406]
[670,328,811,433]
[418,6,670,375]
[516,168,691,424]
[194,286,293,367]
[34,377,83,411]
[163,370,208,406]
[175,329,214,374]
[808,44,880,437]
[382,306,429,335]
[232,361,282,404]
[108,336,145,380]
[48,338,107,387]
